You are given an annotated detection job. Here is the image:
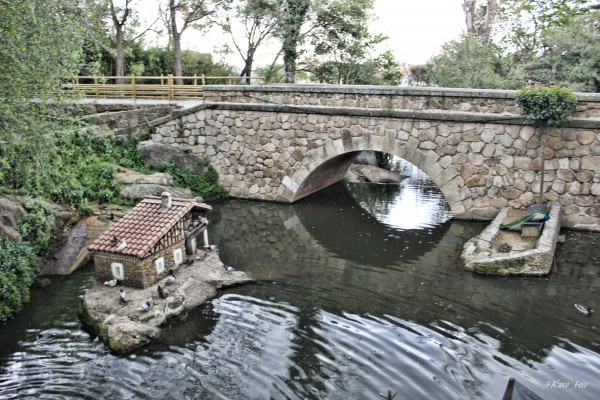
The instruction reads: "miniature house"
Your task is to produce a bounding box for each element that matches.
[88,192,212,288]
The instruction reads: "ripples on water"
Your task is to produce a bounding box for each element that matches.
[1,171,599,399]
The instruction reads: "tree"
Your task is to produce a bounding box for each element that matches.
[222,0,281,83]
[462,0,498,44]
[83,0,161,82]
[497,0,593,55]
[515,86,578,203]
[163,0,227,84]
[0,0,85,188]
[521,11,600,92]
[307,0,396,85]
[422,34,517,89]
[279,0,311,83]
[309,51,402,85]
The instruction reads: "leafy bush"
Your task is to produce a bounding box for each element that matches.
[159,162,227,200]
[0,237,38,322]
[17,202,59,255]
[515,86,578,127]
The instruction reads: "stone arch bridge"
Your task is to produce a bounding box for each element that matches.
[140,85,600,230]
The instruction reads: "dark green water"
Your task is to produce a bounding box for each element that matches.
[0,170,599,399]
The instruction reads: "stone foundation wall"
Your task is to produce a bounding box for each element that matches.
[94,240,186,288]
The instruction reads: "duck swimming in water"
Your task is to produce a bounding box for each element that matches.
[575,304,593,316]
[165,269,176,286]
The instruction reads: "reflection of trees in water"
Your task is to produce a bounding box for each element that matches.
[347,159,452,231]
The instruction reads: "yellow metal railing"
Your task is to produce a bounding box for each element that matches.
[63,74,263,100]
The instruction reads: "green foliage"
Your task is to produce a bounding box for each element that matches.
[0,237,38,322]
[307,0,400,85]
[423,33,519,89]
[159,162,227,200]
[515,86,579,127]
[280,0,311,82]
[521,11,600,92]
[17,203,59,255]
[497,0,593,54]
[1,129,123,212]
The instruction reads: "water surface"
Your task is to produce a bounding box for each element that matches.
[0,173,599,400]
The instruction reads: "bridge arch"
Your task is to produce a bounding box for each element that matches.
[285,132,468,216]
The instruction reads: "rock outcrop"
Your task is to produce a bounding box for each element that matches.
[78,251,252,353]
[0,196,26,241]
[346,165,406,184]
[137,141,206,172]
[119,184,192,200]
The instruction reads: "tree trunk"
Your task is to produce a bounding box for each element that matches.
[240,49,254,84]
[115,25,125,84]
[173,34,183,85]
[284,58,295,83]
[170,0,183,85]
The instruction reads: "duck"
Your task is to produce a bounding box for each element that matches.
[119,288,127,304]
[379,388,397,400]
[206,244,218,252]
[111,235,119,245]
[138,300,152,312]
[165,269,176,286]
[104,278,118,287]
[98,204,107,210]
[226,265,236,272]
[105,213,114,220]
[116,240,127,251]
[575,304,594,316]
[157,285,166,299]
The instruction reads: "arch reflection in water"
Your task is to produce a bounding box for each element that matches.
[346,160,453,230]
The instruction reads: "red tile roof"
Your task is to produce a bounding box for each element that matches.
[88,196,211,259]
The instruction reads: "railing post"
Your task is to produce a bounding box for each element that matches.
[131,74,136,99]
[94,76,99,98]
[201,74,206,86]
[168,74,174,101]
[193,74,197,86]
[160,74,164,85]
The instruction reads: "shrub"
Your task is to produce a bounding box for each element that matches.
[515,86,578,127]
[0,237,38,322]
[159,162,227,200]
[17,202,59,255]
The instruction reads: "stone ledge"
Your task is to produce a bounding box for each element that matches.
[203,101,600,128]
[204,84,600,102]
[461,203,562,276]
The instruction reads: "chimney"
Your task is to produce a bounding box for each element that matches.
[161,192,172,208]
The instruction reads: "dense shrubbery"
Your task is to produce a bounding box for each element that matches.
[1,128,227,215]
[0,237,38,322]
[159,161,227,200]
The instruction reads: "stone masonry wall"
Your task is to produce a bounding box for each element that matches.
[148,86,600,231]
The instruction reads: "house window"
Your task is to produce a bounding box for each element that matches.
[155,257,165,274]
[111,263,124,280]
[173,248,183,265]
